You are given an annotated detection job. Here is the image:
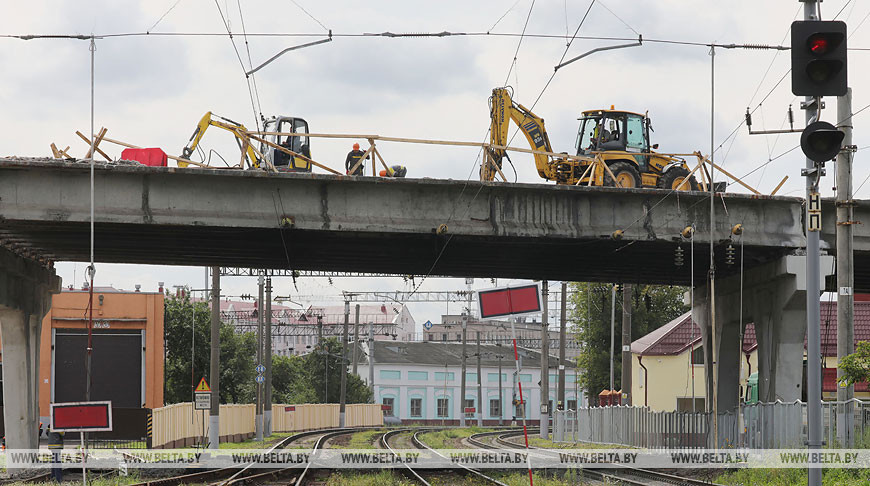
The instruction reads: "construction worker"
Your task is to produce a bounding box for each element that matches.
[48,429,64,482]
[345,143,368,176]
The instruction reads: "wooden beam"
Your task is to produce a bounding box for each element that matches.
[246,133,342,175]
[770,175,789,196]
[75,130,112,161]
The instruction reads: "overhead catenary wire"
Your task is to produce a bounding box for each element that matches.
[147,0,184,34]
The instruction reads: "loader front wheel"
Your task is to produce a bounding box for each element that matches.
[658,167,699,191]
[604,161,641,189]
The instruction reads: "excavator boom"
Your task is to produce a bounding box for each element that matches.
[179,111,260,169]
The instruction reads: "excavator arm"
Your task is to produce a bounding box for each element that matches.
[484,87,560,182]
[179,111,260,168]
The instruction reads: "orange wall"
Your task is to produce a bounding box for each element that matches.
[0,289,167,416]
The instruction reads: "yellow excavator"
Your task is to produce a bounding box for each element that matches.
[483,87,699,190]
[179,112,312,172]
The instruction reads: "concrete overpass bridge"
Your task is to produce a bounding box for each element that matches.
[1,157,868,450]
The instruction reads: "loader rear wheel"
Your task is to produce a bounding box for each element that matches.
[658,167,699,191]
[604,161,641,188]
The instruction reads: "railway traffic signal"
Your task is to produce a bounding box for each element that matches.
[791,21,848,96]
[800,121,845,162]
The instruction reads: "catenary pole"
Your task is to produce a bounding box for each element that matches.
[352,304,360,374]
[622,284,632,405]
[558,282,567,411]
[498,355,504,426]
[460,279,470,426]
[339,300,349,427]
[540,280,550,439]
[836,87,854,447]
[477,331,483,426]
[610,285,616,395]
[255,274,264,441]
[803,2,822,485]
[264,276,273,436]
[208,267,220,449]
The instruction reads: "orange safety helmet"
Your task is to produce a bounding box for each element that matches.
[353,143,360,150]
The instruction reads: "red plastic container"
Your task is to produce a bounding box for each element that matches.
[121,148,168,167]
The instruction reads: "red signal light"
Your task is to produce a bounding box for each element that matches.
[809,36,829,54]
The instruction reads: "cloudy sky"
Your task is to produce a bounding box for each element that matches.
[1,1,868,332]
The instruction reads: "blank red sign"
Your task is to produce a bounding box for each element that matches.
[478,285,541,318]
[51,402,112,432]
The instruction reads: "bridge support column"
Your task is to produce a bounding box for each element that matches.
[0,249,60,473]
[695,254,832,414]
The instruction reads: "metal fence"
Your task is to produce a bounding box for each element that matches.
[554,399,870,449]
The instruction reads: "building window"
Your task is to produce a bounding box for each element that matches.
[427,334,434,341]
[464,398,475,417]
[442,333,447,341]
[382,397,395,416]
[408,371,428,380]
[437,398,449,417]
[489,399,501,417]
[456,333,461,341]
[435,372,455,382]
[691,346,704,365]
[567,399,577,410]
[410,398,422,417]
[515,401,524,418]
[379,370,401,380]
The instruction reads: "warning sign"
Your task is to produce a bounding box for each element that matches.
[195,378,211,392]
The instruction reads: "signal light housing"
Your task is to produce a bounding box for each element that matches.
[800,121,845,162]
[791,21,847,96]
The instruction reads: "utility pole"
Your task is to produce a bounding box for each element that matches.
[317,315,323,345]
[460,278,471,427]
[498,355,504,426]
[476,331,483,426]
[352,304,360,375]
[540,280,550,440]
[621,284,632,405]
[208,267,220,449]
[610,285,616,395]
[255,275,264,442]
[264,277,273,436]
[558,282,567,411]
[339,300,349,427]
[836,87,855,447]
[368,322,375,396]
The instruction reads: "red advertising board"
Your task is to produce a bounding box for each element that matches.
[285,406,296,412]
[50,401,113,432]
[477,284,541,318]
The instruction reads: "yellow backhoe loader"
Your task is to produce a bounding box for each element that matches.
[483,87,699,190]
[179,112,312,172]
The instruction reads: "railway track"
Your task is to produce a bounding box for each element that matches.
[125,427,362,486]
[469,430,726,486]
[404,429,509,486]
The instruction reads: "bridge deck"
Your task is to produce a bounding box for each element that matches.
[0,158,865,288]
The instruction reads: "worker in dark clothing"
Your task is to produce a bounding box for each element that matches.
[345,143,369,175]
[48,429,64,482]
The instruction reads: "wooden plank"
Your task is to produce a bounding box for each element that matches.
[50,143,61,159]
[99,136,212,168]
[75,130,112,161]
[700,156,761,195]
[770,175,789,196]
[85,127,111,161]
[246,133,342,175]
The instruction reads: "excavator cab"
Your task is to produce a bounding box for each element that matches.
[575,109,650,170]
[261,116,312,172]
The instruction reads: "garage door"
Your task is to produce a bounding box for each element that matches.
[53,329,143,408]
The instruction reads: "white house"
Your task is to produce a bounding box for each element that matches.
[356,341,585,425]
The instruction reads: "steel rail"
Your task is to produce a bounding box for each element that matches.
[411,430,509,486]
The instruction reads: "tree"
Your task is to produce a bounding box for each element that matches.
[164,297,371,405]
[305,338,373,404]
[838,341,870,386]
[163,295,256,404]
[569,283,688,404]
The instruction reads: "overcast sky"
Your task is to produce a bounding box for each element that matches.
[1,1,868,332]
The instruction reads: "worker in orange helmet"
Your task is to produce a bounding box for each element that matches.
[345,142,368,176]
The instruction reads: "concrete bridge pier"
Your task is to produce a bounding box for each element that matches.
[0,247,60,466]
[695,253,833,414]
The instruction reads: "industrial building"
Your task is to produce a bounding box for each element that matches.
[222,301,416,356]
[0,284,164,431]
[355,341,583,425]
[424,314,579,358]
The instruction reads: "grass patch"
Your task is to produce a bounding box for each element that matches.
[716,467,870,485]
[521,436,630,450]
[219,432,295,449]
[347,429,387,449]
[417,427,494,449]
[325,469,415,486]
